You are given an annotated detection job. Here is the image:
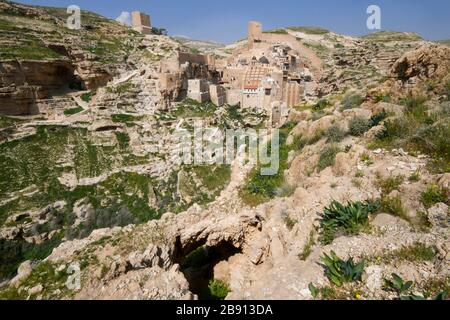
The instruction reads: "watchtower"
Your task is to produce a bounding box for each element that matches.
[248,21,262,50]
[132,11,152,35]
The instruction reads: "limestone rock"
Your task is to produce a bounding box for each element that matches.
[11,260,34,287]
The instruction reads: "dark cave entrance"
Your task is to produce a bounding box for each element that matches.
[174,238,241,300]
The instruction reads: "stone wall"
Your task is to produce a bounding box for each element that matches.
[178,52,215,68]
[209,84,226,106]
[187,79,210,103]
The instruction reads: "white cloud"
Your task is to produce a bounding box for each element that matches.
[116,11,131,26]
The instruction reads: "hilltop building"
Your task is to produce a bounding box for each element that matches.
[132,11,152,35]
[156,21,320,127]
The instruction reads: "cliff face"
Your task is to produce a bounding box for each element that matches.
[0,0,142,115]
[0,60,77,115]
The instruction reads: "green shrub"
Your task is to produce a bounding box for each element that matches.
[291,135,307,151]
[321,251,365,287]
[400,94,428,111]
[319,200,379,244]
[241,129,292,205]
[374,93,391,103]
[376,175,405,194]
[409,172,421,182]
[80,90,95,102]
[325,125,346,143]
[420,185,448,208]
[368,111,388,127]
[208,280,230,300]
[313,99,330,112]
[375,117,410,142]
[342,93,364,110]
[349,117,370,136]
[114,132,130,149]
[182,246,209,269]
[317,144,341,171]
[63,107,83,116]
[380,196,409,221]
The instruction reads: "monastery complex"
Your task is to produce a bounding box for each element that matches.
[133,12,322,127]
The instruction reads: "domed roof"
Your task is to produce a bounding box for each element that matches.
[259,56,269,64]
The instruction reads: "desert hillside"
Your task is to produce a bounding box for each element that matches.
[0,0,449,300]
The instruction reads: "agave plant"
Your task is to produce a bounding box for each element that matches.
[319,200,379,244]
[321,251,365,287]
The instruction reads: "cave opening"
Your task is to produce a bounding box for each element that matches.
[175,239,241,300]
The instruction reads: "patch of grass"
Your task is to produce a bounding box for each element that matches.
[0,38,63,60]
[360,153,374,166]
[376,174,405,194]
[420,185,448,208]
[168,99,216,119]
[299,231,315,261]
[111,114,143,124]
[80,90,96,103]
[263,28,288,34]
[392,242,437,262]
[371,97,450,173]
[374,93,391,103]
[379,196,409,221]
[179,165,231,206]
[421,276,450,299]
[355,170,365,178]
[106,82,135,95]
[288,26,329,35]
[208,279,230,300]
[317,144,341,172]
[64,107,83,116]
[362,31,423,42]
[408,171,421,182]
[114,131,130,149]
[319,200,379,245]
[241,126,293,205]
[0,116,22,129]
[283,214,298,231]
[291,135,307,151]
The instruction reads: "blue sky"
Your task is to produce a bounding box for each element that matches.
[16,0,450,43]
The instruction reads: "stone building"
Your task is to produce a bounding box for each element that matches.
[187,79,210,103]
[132,11,152,35]
[209,84,226,106]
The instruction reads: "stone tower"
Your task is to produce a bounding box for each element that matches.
[132,11,152,35]
[248,21,262,50]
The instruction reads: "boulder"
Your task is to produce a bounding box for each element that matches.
[11,260,34,287]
